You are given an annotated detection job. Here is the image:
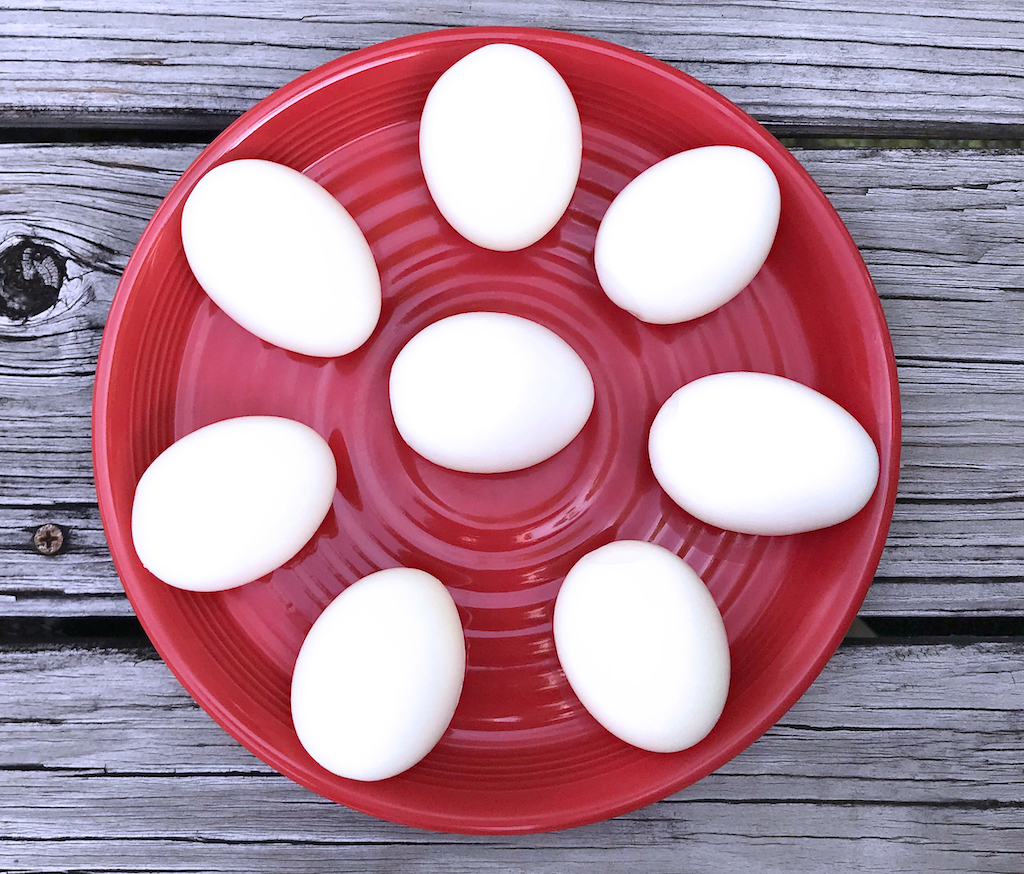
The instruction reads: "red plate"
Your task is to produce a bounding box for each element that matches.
[92,27,900,834]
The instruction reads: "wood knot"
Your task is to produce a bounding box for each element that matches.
[0,239,67,320]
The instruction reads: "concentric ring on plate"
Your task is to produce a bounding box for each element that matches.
[92,27,900,834]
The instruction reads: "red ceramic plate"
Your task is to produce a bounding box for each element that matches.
[92,27,900,834]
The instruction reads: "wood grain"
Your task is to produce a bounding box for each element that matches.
[2,5,1019,871]
[1,144,1022,615]
[1,1,1024,136]
[0,641,1020,871]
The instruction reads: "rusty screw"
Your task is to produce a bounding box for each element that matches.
[33,523,64,556]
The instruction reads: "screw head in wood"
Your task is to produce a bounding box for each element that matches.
[33,523,65,556]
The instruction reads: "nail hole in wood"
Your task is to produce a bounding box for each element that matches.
[0,239,67,320]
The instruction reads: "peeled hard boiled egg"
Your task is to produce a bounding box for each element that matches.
[595,145,781,323]
[419,43,583,251]
[389,312,595,473]
[649,372,880,535]
[290,568,466,782]
[131,416,337,592]
[553,540,730,753]
[181,159,381,357]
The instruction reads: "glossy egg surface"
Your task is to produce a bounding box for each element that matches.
[181,159,381,357]
[389,311,595,473]
[595,146,780,324]
[419,43,582,251]
[131,416,337,592]
[649,372,881,535]
[291,568,466,781]
[554,540,730,753]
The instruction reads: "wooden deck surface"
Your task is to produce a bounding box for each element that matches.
[1,2,1022,870]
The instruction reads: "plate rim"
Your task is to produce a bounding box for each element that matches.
[92,25,902,834]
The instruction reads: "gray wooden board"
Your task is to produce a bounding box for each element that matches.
[2,143,1023,613]
[0,641,1021,871]
[2,1,1024,136]
[2,143,1024,614]
[0,807,1021,874]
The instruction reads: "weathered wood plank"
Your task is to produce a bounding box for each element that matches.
[0,642,1021,871]
[0,823,1020,874]
[0,806,1021,874]
[0,506,116,610]
[2,144,1023,614]
[5,500,1024,616]
[1,1,1024,136]
[0,815,1019,874]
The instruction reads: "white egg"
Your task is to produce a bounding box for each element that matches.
[291,568,466,781]
[419,43,582,251]
[649,372,880,535]
[595,145,781,323]
[389,312,595,473]
[131,416,337,592]
[553,540,730,753]
[181,159,381,357]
